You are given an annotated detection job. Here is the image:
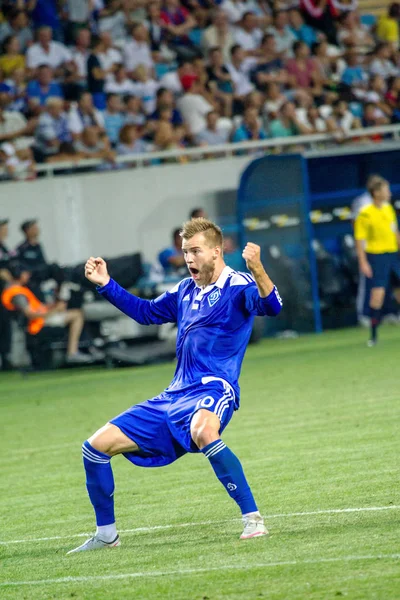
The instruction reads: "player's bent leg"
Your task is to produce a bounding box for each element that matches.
[67,424,140,554]
[191,409,268,540]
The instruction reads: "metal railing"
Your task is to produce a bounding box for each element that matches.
[26,123,400,177]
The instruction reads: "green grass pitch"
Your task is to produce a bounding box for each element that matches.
[0,327,399,600]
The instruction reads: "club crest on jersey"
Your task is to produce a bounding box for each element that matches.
[208,288,221,307]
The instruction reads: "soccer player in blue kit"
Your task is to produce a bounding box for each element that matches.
[68,218,282,553]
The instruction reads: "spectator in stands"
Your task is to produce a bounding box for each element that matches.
[0,9,33,53]
[0,140,36,180]
[98,0,129,45]
[361,102,389,129]
[124,23,154,78]
[158,227,186,276]
[105,63,136,95]
[153,119,186,152]
[341,48,368,88]
[196,109,230,145]
[1,261,93,364]
[269,101,311,137]
[221,0,258,25]
[329,98,361,136]
[226,45,254,110]
[26,26,72,73]
[116,123,149,155]
[130,64,159,115]
[160,0,198,60]
[149,87,184,126]
[286,40,322,94]
[29,0,63,40]
[250,34,287,91]
[336,11,374,54]
[103,93,125,146]
[33,97,74,162]
[298,104,335,132]
[300,0,338,45]
[312,39,343,85]
[145,1,170,63]
[288,8,317,47]
[26,64,63,113]
[369,43,399,80]
[98,31,122,72]
[74,125,116,162]
[177,75,217,136]
[206,46,234,117]
[232,106,267,141]
[266,10,297,57]
[234,12,263,54]
[64,0,92,45]
[124,95,146,125]
[159,59,191,95]
[201,9,234,63]
[376,3,400,50]
[87,35,107,110]
[385,76,400,120]
[68,91,105,141]
[0,35,25,78]
[364,75,392,120]
[0,91,37,150]
[70,28,91,83]
[263,81,286,119]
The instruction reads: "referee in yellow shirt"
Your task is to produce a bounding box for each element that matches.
[354,176,400,345]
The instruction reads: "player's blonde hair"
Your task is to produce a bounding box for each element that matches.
[180,218,223,248]
[367,174,388,197]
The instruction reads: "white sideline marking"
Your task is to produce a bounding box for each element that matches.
[0,505,399,546]
[1,554,399,587]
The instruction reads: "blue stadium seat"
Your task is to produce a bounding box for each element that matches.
[189,28,203,46]
[360,14,376,27]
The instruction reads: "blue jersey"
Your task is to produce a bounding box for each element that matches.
[98,266,282,406]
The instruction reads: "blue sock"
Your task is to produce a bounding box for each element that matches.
[82,440,115,526]
[202,440,258,515]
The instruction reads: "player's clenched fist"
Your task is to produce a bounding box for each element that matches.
[85,256,110,287]
[242,243,262,272]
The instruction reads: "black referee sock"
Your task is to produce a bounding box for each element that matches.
[370,308,381,342]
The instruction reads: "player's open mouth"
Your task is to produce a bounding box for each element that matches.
[189,267,199,278]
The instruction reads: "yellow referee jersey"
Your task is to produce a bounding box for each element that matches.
[354,203,399,254]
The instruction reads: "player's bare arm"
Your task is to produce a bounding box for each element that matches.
[242,242,275,297]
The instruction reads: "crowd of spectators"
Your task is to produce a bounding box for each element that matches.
[0,0,400,175]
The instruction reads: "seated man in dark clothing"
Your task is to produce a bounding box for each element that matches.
[158,227,187,277]
[1,262,93,365]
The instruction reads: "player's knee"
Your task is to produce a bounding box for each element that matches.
[191,412,220,450]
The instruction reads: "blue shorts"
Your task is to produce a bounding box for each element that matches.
[110,377,236,468]
[367,252,400,288]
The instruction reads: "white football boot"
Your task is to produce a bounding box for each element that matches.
[67,534,120,554]
[240,513,268,540]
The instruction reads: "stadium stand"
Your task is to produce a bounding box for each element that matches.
[0,0,399,177]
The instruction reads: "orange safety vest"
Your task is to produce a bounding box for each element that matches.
[1,285,48,335]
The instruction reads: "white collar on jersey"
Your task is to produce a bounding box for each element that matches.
[194,265,233,299]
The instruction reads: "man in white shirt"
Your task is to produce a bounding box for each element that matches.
[124,23,154,76]
[67,92,105,141]
[26,27,72,73]
[177,76,215,135]
[71,28,91,81]
[234,12,263,53]
[226,45,255,97]
[202,9,235,64]
[221,0,258,24]
[98,32,122,72]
